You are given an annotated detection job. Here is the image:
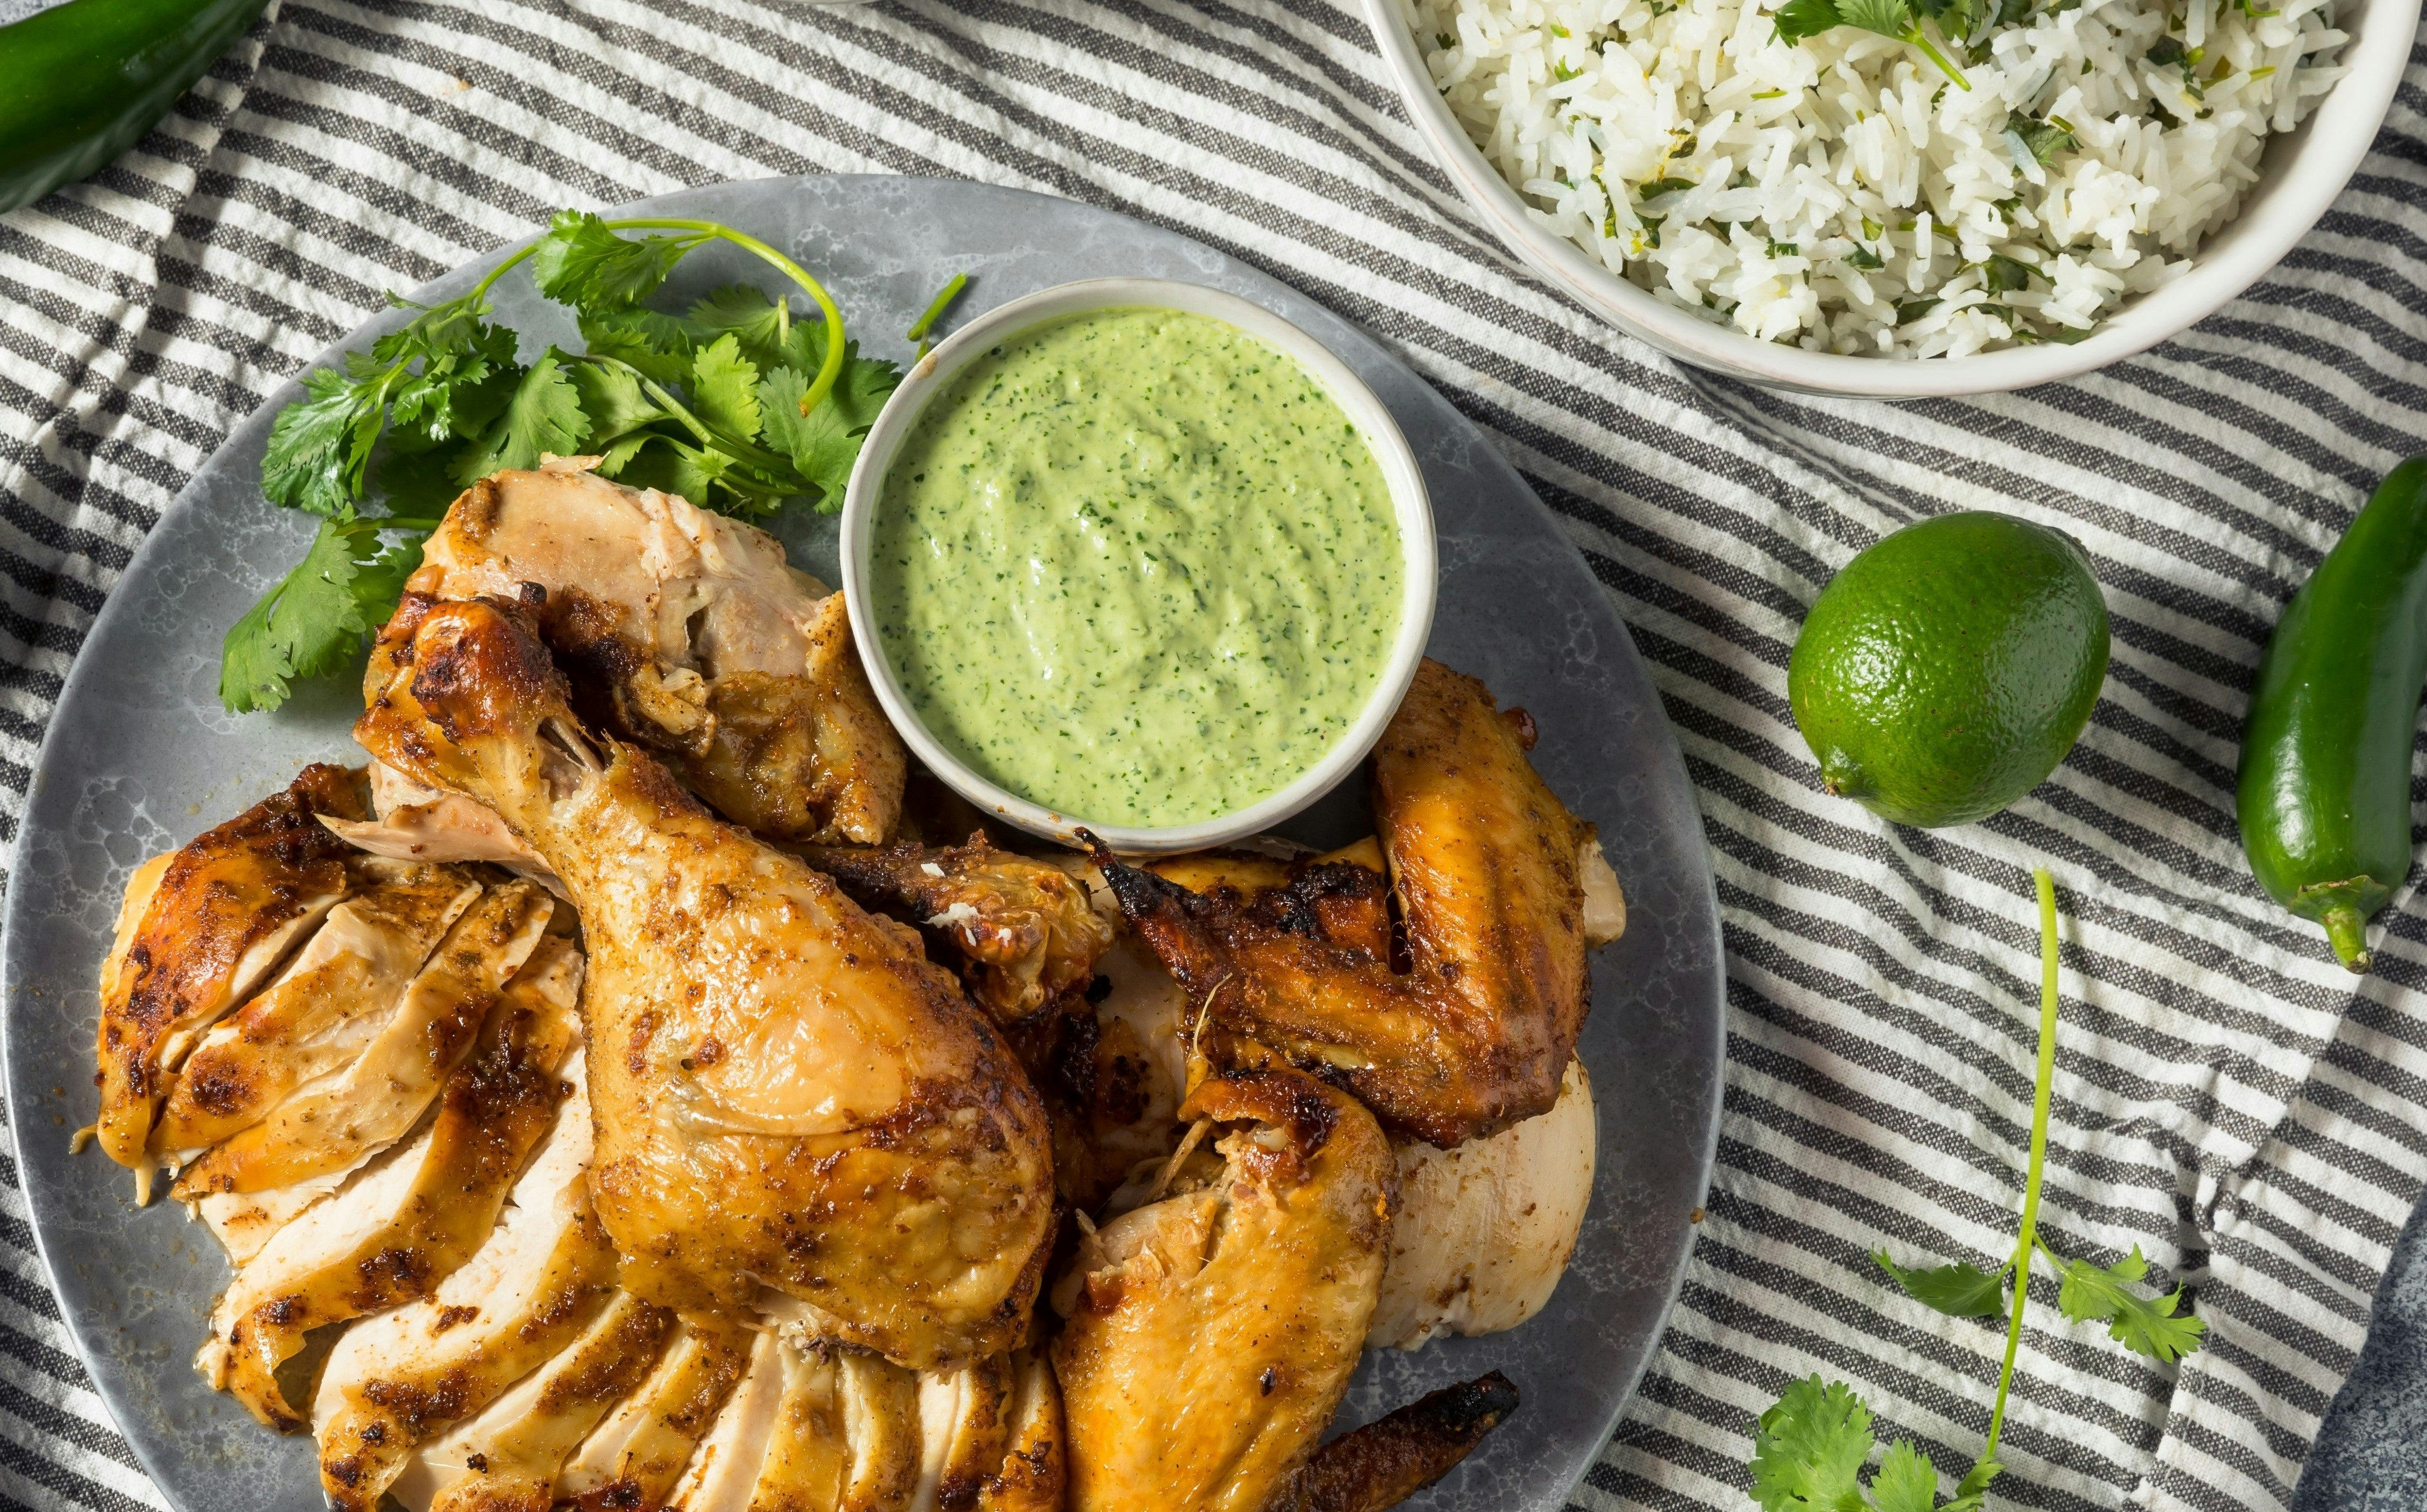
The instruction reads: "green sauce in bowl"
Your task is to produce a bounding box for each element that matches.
[868,305,1404,828]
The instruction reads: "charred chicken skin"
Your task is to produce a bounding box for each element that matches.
[1092,658,1594,1148]
[355,593,1056,1367]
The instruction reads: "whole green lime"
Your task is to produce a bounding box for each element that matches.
[1788,511,2109,829]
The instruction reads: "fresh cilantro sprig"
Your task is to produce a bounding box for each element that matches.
[1747,871,2204,1512]
[1773,0,1973,88]
[222,209,944,715]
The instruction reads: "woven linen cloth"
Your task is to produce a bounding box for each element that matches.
[3,2,2425,1509]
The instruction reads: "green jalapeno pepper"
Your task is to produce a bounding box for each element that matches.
[0,0,270,218]
[2238,457,2427,972]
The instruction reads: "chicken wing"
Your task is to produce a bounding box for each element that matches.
[396,462,903,844]
[1090,659,1596,1147]
[95,764,367,1181]
[355,594,1056,1367]
[1050,1066,1395,1512]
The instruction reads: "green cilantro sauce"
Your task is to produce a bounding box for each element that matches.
[870,305,1402,827]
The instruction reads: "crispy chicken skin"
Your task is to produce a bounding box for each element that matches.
[94,764,366,1177]
[355,594,1056,1366]
[1091,659,1594,1147]
[797,836,1116,1024]
[398,463,903,844]
[1051,1066,1395,1512]
[1263,1373,1520,1512]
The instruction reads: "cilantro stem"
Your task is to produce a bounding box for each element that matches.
[1911,27,1973,88]
[600,218,850,417]
[1982,867,2060,1464]
[908,271,969,358]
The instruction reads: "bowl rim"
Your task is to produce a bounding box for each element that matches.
[839,276,1441,854]
[1359,0,2416,399]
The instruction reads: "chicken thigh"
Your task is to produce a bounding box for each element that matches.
[399,461,904,844]
[355,593,1056,1367]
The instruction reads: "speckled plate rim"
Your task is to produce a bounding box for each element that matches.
[0,174,1725,1512]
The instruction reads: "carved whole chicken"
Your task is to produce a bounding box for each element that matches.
[356,592,1056,1367]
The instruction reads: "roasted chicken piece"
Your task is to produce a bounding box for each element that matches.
[148,864,483,1156]
[204,974,582,1431]
[1051,1066,1395,1512]
[1263,1373,1520,1512]
[1368,1057,1596,1349]
[557,1311,759,1510]
[314,1051,608,1505]
[172,877,554,1199]
[799,836,1115,1024]
[393,461,904,845]
[1091,658,1599,1147]
[386,1290,675,1512]
[356,594,1056,1366]
[654,1337,1064,1512]
[94,763,366,1184]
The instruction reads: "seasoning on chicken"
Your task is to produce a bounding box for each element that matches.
[1089,658,1600,1148]
[94,764,367,1188]
[1263,1372,1521,1512]
[355,594,1056,1367]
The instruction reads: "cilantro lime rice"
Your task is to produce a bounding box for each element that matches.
[1405,0,2349,355]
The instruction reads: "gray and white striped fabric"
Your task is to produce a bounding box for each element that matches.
[2,2,2423,1510]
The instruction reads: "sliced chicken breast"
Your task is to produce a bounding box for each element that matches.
[663,1330,787,1512]
[314,1053,609,1509]
[97,764,367,1181]
[387,1289,674,1512]
[190,929,584,1267]
[201,987,581,1431]
[151,867,481,1156]
[174,880,550,1198]
[559,1312,758,1510]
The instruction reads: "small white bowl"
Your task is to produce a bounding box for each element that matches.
[840,278,1439,854]
[1361,0,2416,399]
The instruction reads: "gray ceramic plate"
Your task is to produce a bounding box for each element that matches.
[1,175,1723,1512]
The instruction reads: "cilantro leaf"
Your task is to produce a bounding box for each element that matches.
[1944,1457,2001,1512]
[1773,0,1844,43]
[1870,1440,1944,1512]
[373,446,466,516]
[1837,0,1915,36]
[579,307,698,388]
[530,210,696,311]
[567,358,668,444]
[1874,1252,2008,1316]
[690,335,764,444]
[453,350,588,483]
[594,431,659,479]
[687,285,791,373]
[1749,1376,1874,1512]
[219,514,424,713]
[2052,1246,2207,1363]
[757,359,900,509]
[260,368,381,517]
[1982,254,2037,294]
[2007,110,2079,164]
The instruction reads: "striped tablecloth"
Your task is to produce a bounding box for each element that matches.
[4,3,2425,1510]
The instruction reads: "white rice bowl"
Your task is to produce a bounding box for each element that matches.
[1405,0,2348,356]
